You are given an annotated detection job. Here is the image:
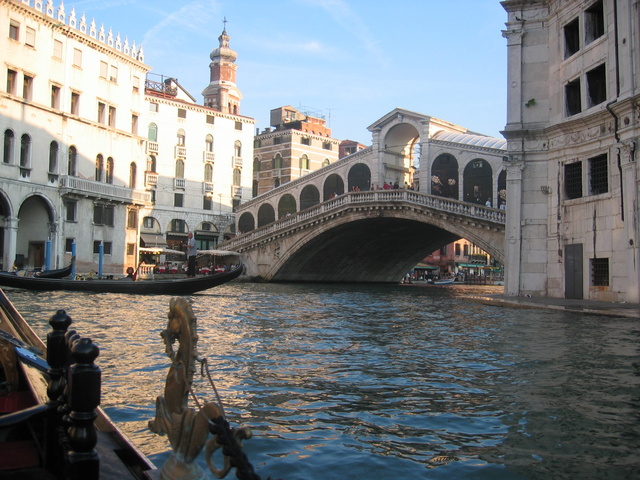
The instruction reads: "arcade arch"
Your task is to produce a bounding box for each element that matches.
[16,195,55,269]
[323,174,344,201]
[300,185,320,211]
[431,154,459,199]
[278,194,296,218]
[258,203,275,227]
[463,159,493,205]
[348,163,371,191]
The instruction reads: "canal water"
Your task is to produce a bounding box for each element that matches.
[5,282,639,479]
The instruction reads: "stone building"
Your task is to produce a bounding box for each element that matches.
[0,0,253,273]
[501,0,639,302]
[253,106,340,196]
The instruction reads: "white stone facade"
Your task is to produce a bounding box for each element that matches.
[501,0,639,302]
[0,0,254,273]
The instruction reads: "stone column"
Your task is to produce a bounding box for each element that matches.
[504,160,524,295]
[3,216,19,270]
[620,142,639,302]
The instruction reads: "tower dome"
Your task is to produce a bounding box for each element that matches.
[202,22,242,114]
[210,28,237,62]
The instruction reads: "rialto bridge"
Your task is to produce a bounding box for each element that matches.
[221,108,508,282]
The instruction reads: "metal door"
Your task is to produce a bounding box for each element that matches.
[564,243,583,299]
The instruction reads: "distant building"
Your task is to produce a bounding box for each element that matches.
[339,140,367,159]
[502,0,639,302]
[253,106,340,196]
[0,1,253,273]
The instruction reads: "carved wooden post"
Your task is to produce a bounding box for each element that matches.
[45,309,72,476]
[66,337,101,480]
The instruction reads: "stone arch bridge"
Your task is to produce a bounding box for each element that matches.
[222,190,505,282]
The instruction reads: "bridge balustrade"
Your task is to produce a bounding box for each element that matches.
[225,190,505,252]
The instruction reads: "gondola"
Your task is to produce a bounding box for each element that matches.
[0,262,243,295]
[0,287,159,479]
[0,261,74,279]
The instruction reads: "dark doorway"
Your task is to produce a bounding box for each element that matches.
[564,243,583,299]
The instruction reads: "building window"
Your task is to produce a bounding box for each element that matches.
[149,102,159,112]
[586,63,606,107]
[204,163,213,182]
[322,141,332,150]
[129,162,137,188]
[51,85,61,109]
[126,243,135,256]
[9,20,19,41]
[108,106,116,127]
[127,209,138,229]
[53,39,62,59]
[205,135,213,152]
[565,78,581,116]
[273,137,282,145]
[25,27,35,47]
[143,217,155,229]
[93,203,115,226]
[235,121,242,130]
[70,91,80,115]
[171,219,186,232]
[589,154,608,195]
[455,243,461,256]
[6,69,17,95]
[95,154,104,182]
[565,161,583,199]
[300,155,309,170]
[175,159,185,178]
[177,130,185,146]
[148,123,158,142]
[19,134,30,167]
[585,0,604,45]
[3,129,14,164]
[177,108,187,119]
[440,245,447,255]
[463,244,469,256]
[65,238,75,252]
[98,102,106,124]
[323,158,330,167]
[206,115,214,124]
[591,258,609,286]
[234,140,242,157]
[93,241,112,255]
[174,193,184,208]
[68,145,77,176]
[49,141,58,173]
[106,157,114,184]
[203,196,212,210]
[564,17,580,59]
[100,61,108,79]
[273,154,282,169]
[233,168,241,186]
[22,74,33,100]
[131,114,138,134]
[65,200,77,221]
[73,48,82,67]
[110,66,118,83]
[301,137,310,146]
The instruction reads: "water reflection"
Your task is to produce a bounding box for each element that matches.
[5,283,639,479]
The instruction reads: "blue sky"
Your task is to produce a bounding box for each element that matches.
[64,0,508,144]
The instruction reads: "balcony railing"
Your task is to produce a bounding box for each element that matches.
[232,156,243,168]
[175,146,187,158]
[203,182,214,193]
[203,151,215,162]
[60,175,151,204]
[146,141,159,155]
[174,178,186,190]
[231,186,242,197]
[145,172,158,187]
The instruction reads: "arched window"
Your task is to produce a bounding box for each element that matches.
[205,134,213,152]
[273,154,282,169]
[253,157,260,173]
[3,129,14,164]
[322,158,330,167]
[175,159,185,178]
[147,155,156,172]
[204,163,213,182]
[233,167,241,186]
[177,129,185,146]
[106,157,114,184]
[299,154,309,170]
[68,146,78,176]
[234,140,242,157]
[95,154,104,182]
[49,141,58,173]
[148,123,158,141]
[20,134,31,167]
[129,162,137,189]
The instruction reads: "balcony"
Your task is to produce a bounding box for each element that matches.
[273,168,282,177]
[231,186,242,197]
[145,172,158,187]
[203,182,214,193]
[232,156,243,168]
[174,178,186,190]
[203,151,215,162]
[175,145,187,158]
[146,141,159,155]
[300,168,311,176]
[60,175,151,205]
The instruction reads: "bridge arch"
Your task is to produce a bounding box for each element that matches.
[463,158,493,205]
[431,153,459,199]
[348,163,371,191]
[323,174,344,200]
[300,184,320,211]
[257,203,275,227]
[238,212,255,233]
[278,194,296,218]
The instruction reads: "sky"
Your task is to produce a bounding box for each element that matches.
[63,0,508,144]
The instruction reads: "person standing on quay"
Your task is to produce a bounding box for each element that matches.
[186,232,197,277]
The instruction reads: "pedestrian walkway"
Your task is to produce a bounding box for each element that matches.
[469,294,640,319]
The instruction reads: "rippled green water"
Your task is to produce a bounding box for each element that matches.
[5,283,640,479]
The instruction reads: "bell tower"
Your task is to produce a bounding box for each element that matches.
[202,20,242,114]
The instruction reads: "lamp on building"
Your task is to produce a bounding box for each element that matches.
[540,185,552,194]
